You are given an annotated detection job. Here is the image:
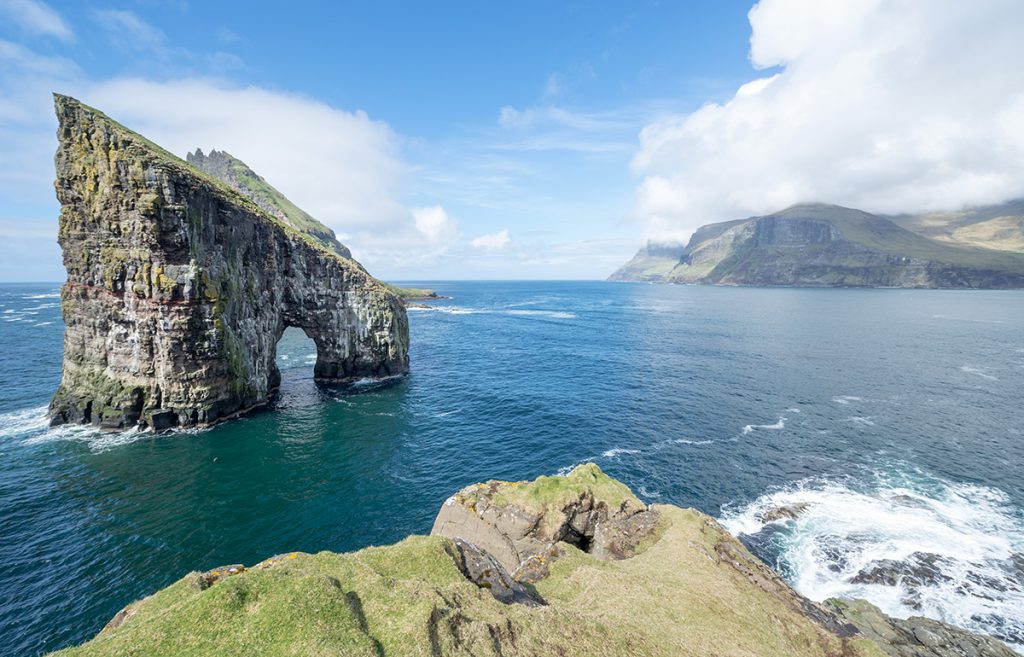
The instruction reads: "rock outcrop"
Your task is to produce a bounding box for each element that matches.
[826,598,1018,657]
[48,465,1016,657]
[431,463,661,583]
[48,95,409,430]
[610,203,1024,288]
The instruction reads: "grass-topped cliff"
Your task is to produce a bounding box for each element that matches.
[49,465,1013,657]
[49,94,408,430]
[610,203,1024,287]
[186,149,353,259]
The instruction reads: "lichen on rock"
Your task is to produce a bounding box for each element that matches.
[48,94,409,431]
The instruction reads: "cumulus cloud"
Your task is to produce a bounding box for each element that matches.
[470,228,511,251]
[633,0,1024,241]
[412,205,459,244]
[0,0,73,42]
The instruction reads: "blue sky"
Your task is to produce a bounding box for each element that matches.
[2,1,1023,281]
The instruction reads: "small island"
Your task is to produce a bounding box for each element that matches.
[48,96,409,431]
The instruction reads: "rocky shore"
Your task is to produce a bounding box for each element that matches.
[49,465,1016,657]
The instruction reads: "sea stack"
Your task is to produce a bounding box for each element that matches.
[48,94,409,431]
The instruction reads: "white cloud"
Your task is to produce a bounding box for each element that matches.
[77,79,461,269]
[412,205,459,244]
[471,228,511,251]
[0,0,72,42]
[632,0,1024,241]
[92,10,167,54]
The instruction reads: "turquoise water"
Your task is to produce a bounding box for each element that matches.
[1,281,1023,655]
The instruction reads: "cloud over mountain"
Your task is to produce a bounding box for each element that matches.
[633,0,1024,241]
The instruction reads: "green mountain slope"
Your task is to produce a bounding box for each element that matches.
[890,199,1024,253]
[610,203,1024,288]
[187,149,352,259]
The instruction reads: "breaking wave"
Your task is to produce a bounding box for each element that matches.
[720,469,1024,651]
[742,416,786,434]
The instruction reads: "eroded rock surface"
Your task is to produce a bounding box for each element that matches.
[826,598,1019,657]
[431,463,662,587]
[48,95,408,430]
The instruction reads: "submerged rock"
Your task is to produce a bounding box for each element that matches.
[852,552,952,589]
[761,501,811,522]
[47,95,408,431]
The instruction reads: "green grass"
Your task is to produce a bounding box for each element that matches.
[487,463,642,515]
[774,204,1024,269]
[383,284,438,300]
[51,503,887,657]
[189,149,352,259]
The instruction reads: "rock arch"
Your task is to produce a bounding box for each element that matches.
[48,95,409,430]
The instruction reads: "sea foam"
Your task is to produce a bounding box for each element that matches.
[721,470,1024,651]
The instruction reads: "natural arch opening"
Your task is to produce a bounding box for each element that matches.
[272,326,320,404]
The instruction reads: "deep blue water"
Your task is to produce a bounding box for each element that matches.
[1,281,1022,655]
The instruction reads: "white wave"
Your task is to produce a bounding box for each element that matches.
[961,365,998,381]
[24,424,158,452]
[0,405,161,452]
[721,471,1024,651]
[637,485,662,500]
[0,405,50,439]
[434,408,461,418]
[556,460,595,476]
[33,321,53,326]
[503,309,576,319]
[787,408,802,413]
[673,438,713,445]
[602,447,640,458]
[432,306,475,315]
[405,305,475,314]
[848,416,876,427]
[832,396,862,405]
[22,292,59,299]
[742,416,786,434]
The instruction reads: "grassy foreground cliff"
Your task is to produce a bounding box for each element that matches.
[49,465,1013,657]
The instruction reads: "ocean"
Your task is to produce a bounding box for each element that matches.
[0,280,1022,655]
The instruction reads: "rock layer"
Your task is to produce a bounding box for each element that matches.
[48,95,409,430]
[610,203,1024,287]
[431,463,661,583]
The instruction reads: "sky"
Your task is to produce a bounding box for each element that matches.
[1,1,1023,281]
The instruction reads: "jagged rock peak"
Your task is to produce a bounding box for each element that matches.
[48,94,409,431]
[185,147,353,259]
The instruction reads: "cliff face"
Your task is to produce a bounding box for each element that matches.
[607,240,687,281]
[49,95,409,431]
[49,466,1015,657]
[185,148,353,259]
[611,204,1024,288]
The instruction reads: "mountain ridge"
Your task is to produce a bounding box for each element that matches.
[611,202,1024,288]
